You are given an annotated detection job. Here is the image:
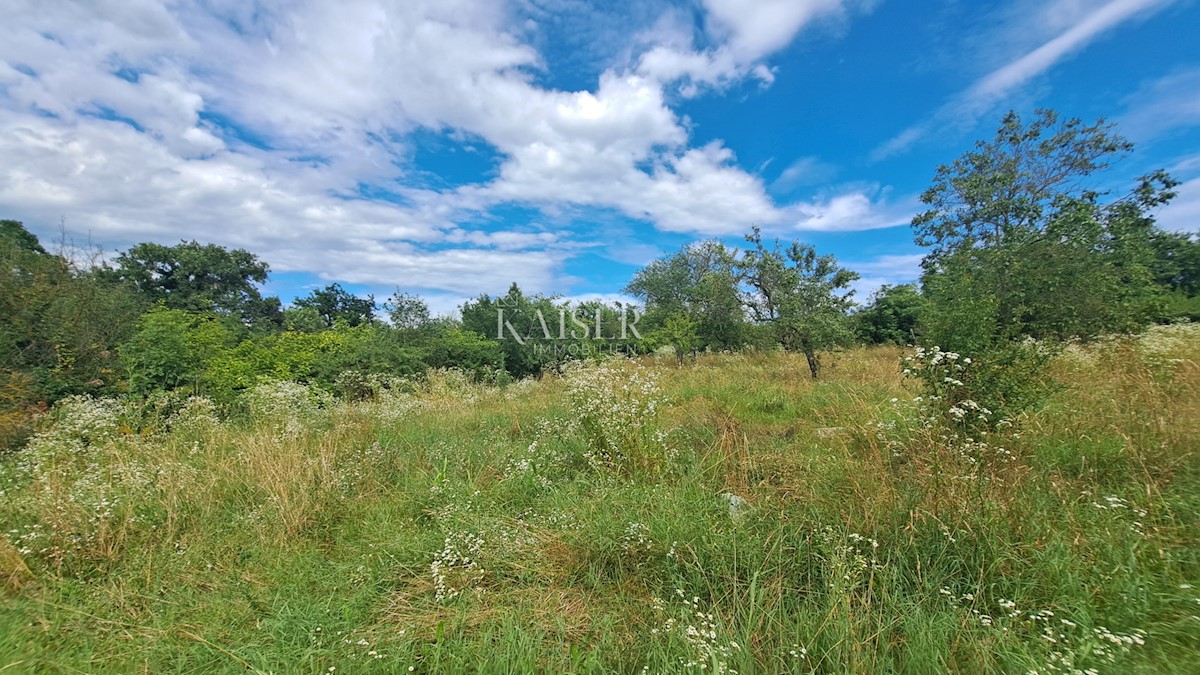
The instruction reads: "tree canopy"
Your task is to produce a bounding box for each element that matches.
[293,283,376,328]
[103,240,281,328]
[915,109,1178,347]
[740,227,859,378]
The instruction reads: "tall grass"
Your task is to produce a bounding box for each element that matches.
[1,328,1198,673]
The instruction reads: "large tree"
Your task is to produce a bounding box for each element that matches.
[292,283,376,327]
[739,227,858,379]
[104,240,282,328]
[914,109,1176,346]
[624,240,745,357]
[911,109,1179,420]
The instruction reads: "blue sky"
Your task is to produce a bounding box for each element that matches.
[1,0,1197,314]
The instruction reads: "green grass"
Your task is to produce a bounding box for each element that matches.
[2,329,1199,673]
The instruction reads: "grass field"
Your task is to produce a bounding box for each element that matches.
[2,326,1198,673]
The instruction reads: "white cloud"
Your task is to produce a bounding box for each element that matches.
[1155,176,1200,233]
[635,0,862,93]
[788,187,918,232]
[1119,68,1200,141]
[873,0,1173,160]
[0,0,896,300]
[703,0,847,59]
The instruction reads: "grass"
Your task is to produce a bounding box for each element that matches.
[1,327,1198,673]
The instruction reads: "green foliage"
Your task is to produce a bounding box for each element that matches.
[1,219,47,254]
[646,313,700,364]
[915,109,1175,343]
[740,226,858,378]
[460,283,567,378]
[385,291,432,330]
[0,222,139,403]
[912,109,1178,416]
[293,283,376,327]
[281,305,327,332]
[1149,230,1200,298]
[201,325,427,402]
[102,240,282,329]
[856,284,924,345]
[120,307,235,395]
[625,241,745,352]
[422,329,506,380]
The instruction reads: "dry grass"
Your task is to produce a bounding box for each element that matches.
[2,334,1198,672]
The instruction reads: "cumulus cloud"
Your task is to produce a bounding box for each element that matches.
[0,0,901,300]
[636,0,859,92]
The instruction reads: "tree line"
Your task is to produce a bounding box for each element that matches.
[2,109,1197,446]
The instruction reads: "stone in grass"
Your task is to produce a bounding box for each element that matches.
[719,492,752,520]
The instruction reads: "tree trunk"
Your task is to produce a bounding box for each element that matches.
[801,336,820,379]
[803,347,819,380]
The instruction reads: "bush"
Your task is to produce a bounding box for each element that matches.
[903,342,1054,429]
[561,358,670,473]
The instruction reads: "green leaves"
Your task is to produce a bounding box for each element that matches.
[914,109,1135,267]
[293,283,376,328]
[740,227,858,378]
[103,240,281,329]
[625,241,745,354]
[911,108,1179,418]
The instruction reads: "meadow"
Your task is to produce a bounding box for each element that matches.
[1,325,1198,674]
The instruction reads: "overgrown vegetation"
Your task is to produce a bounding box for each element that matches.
[1,332,1197,672]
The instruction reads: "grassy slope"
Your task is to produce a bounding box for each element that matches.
[1,329,1198,674]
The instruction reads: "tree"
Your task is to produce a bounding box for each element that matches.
[292,283,376,327]
[120,307,234,395]
[911,109,1179,420]
[460,283,565,378]
[385,291,432,330]
[648,313,699,365]
[1148,230,1200,321]
[1,219,48,254]
[1,221,140,402]
[624,241,744,353]
[103,240,282,328]
[739,227,858,379]
[856,284,924,345]
[1149,230,1200,296]
[914,109,1176,344]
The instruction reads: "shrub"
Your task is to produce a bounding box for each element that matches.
[561,358,670,473]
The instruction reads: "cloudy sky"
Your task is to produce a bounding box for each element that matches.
[1,0,1197,313]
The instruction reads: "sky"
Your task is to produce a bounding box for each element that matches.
[1,0,1198,315]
